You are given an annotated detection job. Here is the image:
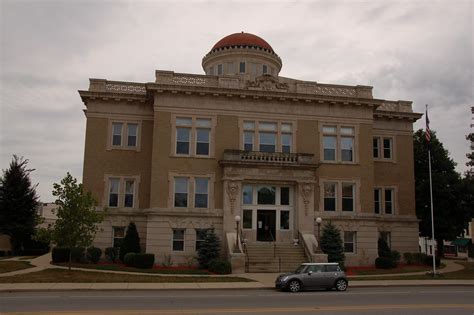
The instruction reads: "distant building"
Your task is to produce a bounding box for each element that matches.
[79,32,422,271]
[37,203,57,227]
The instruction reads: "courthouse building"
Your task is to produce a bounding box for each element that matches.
[79,32,422,271]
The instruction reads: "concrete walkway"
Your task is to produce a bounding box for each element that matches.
[1,254,473,292]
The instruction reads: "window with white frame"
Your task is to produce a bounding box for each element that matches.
[175,117,212,157]
[322,125,356,162]
[262,64,268,74]
[108,177,138,208]
[172,229,185,251]
[374,187,396,215]
[217,64,223,75]
[242,120,293,153]
[322,181,357,212]
[384,188,394,214]
[110,121,139,149]
[374,188,381,214]
[173,176,211,209]
[373,136,394,160]
[344,231,356,253]
[112,226,125,248]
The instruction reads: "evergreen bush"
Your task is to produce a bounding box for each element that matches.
[124,252,137,267]
[375,257,393,269]
[105,247,119,263]
[70,247,85,263]
[119,222,141,262]
[133,253,155,269]
[320,221,345,268]
[197,228,220,269]
[377,238,391,258]
[403,252,414,264]
[208,259,231,274]
[52,247,70,263]
[87,246,102,263]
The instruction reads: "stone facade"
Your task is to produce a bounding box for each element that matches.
[79,32,422,269]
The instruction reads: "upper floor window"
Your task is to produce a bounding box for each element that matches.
[322,125,356,163]
[242,120,294,153]
[217,64,223,75]
[109,121,140,150]
[374,187,396,215]
[321,180,358,213]
[262,64,268,74]
[373,136,394,161]
[107,176,139,208]
[174,117,214,157]
[172,175,212,209]
[239,62,246,73]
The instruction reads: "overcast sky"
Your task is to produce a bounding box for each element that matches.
[1,0,472,202]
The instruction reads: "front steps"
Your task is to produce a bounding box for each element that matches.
[245,241,308,273]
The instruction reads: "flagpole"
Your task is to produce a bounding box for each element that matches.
[426,104,436,275]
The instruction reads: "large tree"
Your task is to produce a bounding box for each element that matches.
[0,155,40,254]
[320,221,345,268]
[414,129,470,256]
[37,173,103,268]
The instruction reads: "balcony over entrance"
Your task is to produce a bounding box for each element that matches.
[220,150,317,169]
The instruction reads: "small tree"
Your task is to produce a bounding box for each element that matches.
[0,155,40,254]
[119,222,141,262]
[197,228,220,269]
[320,221,345,268]
[377,238,391,258]
[37,173,103,269]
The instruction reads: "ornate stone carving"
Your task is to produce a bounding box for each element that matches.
[314,86,356,97]
[171,76,207,85]
[105,83,146,95]
[301,183,313,216]
[246,75,289,91]
[226,181,239,214]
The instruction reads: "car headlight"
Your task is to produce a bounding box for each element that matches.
[281,276,289,282]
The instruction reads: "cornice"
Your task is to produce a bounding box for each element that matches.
[78,90,150,106]
[374,110,423,122]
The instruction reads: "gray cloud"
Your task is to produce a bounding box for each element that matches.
[1,0,472,201]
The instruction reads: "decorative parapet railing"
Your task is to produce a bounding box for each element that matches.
[377,101,413,113]
[156,71,219,88]
[296,82,373,99]
[221,150,315,166]
[89,79,147,95]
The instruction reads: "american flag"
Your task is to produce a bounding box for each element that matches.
[425,105,431,143]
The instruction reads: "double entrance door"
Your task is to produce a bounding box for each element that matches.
[257,210,276,242]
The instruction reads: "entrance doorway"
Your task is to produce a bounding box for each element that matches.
[257,210,276,241]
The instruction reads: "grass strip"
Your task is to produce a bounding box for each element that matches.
[53,263,211,275]
[0,261,34,274]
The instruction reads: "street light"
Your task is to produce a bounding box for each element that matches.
[315,217,322,253]
[234,215,241,253]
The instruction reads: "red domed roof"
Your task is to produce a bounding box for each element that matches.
[211,32,274,52]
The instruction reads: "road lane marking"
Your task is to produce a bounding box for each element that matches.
[3,304,474,314]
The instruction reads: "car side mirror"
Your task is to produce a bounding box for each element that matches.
[308,271,312,275]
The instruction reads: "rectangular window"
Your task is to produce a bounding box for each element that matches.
[385,188,394,214]
[196,128,210,156]
[112,123,123,146]
[342,183,354,212]
[259,132,276,153]
[239,62,245,73]
[344,231,356,253]
[280,211,290,230]
[176,127,190,154]
[194,178,209,208]
[217,64,223,75]
[108,178,120,207]
[243,209,252,229]
[127,124,138,147]
[244,131,254,151]
[113,226,125,248]
[323,136,337,161]
[383,138,392,159]
[175,117,213,157]
[282,134,292,153]
[124,180,134,208]
[324,182,336,211]
[280,187,290,205]
[374,188,381,214]
[172,229,185,251]
[373,138,380,158]
[174,177,188,207]
[195,229,209,251]
[262,64,268,74]
[341,137,354,162]
[242,185,253,205]
[257,186,276,205]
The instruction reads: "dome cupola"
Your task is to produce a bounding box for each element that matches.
[202,32,282,79]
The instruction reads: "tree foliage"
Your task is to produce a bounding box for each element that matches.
[466,133,474,173]
[37,173,103,267]
[197,228,220,269]
[320,221,345,268]
[0,155,40,254]
[414,129,470,255]
[119,222,141,262]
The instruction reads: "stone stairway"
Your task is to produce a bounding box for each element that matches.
[245,242,308,273]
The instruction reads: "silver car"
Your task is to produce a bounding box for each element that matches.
[275,263,348,292]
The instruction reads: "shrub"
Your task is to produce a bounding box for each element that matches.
[70,247,85,263]
[375,257,393,269]
[390,250,401,267]
[162,254,173,267]
[423,255,441,267]
[105,247,119,263]
[320,221,345,268]
[197,229,220,269]
[52,247,70,263]
[403,252,414,264]
[87,247,102,263]
[124,252,137,267]
[208,259,231,274]
[412,253,426,264]
[133,253,155,269]
[120,223,141,262]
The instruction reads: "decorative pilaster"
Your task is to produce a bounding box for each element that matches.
[301,183,313,216]
[226,181,239,214]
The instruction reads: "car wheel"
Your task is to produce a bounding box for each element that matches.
[287,280,301,293]
[335,279,348,291]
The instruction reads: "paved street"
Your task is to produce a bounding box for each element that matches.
[1,286,473,314]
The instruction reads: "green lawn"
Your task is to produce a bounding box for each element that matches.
[352,262,474,281]
[347,265,433,276]
[0,268,254,283]
[0,261,34,274]
[53,262,211,275]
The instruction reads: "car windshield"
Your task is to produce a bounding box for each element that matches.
[294,265,307,273]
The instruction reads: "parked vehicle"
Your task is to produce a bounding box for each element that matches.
[275,262,348,292]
